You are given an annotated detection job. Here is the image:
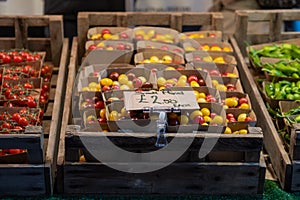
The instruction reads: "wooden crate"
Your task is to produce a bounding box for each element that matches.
[0,15,69,196]
[57,31,265,195]
[233,9,300,191]
[234,9,300,57]
[77,12,224,64]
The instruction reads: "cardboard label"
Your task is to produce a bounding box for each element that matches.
[124,90,199,110]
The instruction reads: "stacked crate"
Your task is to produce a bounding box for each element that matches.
[57,12,265,195]
[0,15,69,195]
[233,9,300,191]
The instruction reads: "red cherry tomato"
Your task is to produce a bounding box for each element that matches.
[2,122,11,129]
[18,117,29,126]
[27,99,37,108]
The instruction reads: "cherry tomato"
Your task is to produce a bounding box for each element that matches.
[2,82,10,88]
[39,95,47,104]
[18,117,29,126]
[41,65,50,75]
[27,99,37,108]
[24,82,33,89]
[42,84,49,92]
[20,51,29,58]
[12,113,21,123]
[26,55,35,62]
[9,149,22,154]
[2,55,11,63]
[13,55,23,63]
[22,65,31,74]
[2,122,11,129]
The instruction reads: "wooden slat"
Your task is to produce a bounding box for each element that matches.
[230,35,292,190]
[212,12,224,31]
[63,161,264,195]
[57,37,78,167]
[126,12,172,26]
[181,13,212,26]
[45,38,69,193]
[290,127,300,160]
[0,133,43,164]
[88,13,121,26]
[0,38,16,49]
[234,10,300,56]
[49,16,64,66]
[65,131,263,153]
[0,16,15,26]
[0,164,47,196]
[51,74,58,88]
[22,16,50,26]
[291,161,300,191]
[234,11,248,56]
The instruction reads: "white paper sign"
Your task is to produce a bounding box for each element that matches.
[124,90,199,110]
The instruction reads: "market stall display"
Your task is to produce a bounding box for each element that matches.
[234,10,300,191]
[0,15,68,195]
[57,12,265,195]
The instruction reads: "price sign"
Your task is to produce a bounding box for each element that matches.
[124,90,199,110]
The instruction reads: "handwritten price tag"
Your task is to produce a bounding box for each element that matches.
[124,90,199,110]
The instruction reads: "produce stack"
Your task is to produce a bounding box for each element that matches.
[0,50,52,161]
[59,22,264,195]
[248,39,300,161]
[78,27,258,137]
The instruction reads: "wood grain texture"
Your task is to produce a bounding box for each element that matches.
[230,35,292,191]
[57,37,78,167]
[234,10,300,56]
[45,38,69,191]
[63,161,264,195]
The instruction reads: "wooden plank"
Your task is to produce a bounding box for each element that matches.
[171,13,182,32]
[65,131,263,153]
[49,16,64,66]
[234,10,300,56]
[0,164,46,196]
[88,13,121,26]
[77,13,90,63]
[291,160,300,191]
[0,38,15,49]
[290,126,300,160]
[230,35,292,190]
[51,74,58,88]
[57,37,78,167]
[0,133,43,164]
[22,16,50,26]
[45,38,69,186]
[181,13,212,26]
[0,16,15,26]
[126,12,172,26]
[258,152,266,194]
[63,161,263,195]
[212,12,224,32]
[234,11,249,57]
